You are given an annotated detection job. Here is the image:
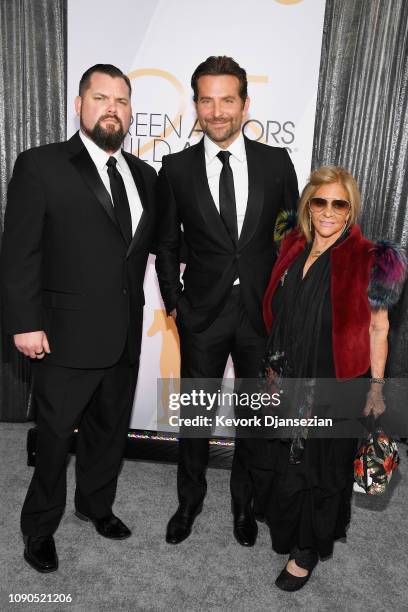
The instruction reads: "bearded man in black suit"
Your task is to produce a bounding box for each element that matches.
[0,64,156,572]
[155,56,298,546]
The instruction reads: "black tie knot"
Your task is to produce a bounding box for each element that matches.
[217,150,232,166]
[107,156,118,169]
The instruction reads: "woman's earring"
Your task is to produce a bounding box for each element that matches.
[342,217,349,234]
[309,211,312,232]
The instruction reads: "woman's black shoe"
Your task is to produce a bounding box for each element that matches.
[275,548,318,592]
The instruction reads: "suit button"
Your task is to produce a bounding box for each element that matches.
[122,288,128,295]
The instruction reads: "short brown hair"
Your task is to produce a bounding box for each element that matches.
[191,56,247,103]
[298,166,361,241]
[79,64,132,97]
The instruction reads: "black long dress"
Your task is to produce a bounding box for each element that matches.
[252,237,367,558]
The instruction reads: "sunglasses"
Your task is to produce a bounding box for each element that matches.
[308,197,351,215]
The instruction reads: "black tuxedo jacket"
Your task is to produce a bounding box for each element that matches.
[155,136,298,335]
[0,132,157,368]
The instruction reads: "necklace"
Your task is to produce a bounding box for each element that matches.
[311,241,333,257]
[311,228,346,258]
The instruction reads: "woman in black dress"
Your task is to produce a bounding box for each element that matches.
[254,166,406,591]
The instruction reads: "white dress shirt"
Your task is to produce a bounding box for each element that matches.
[204,132,248,284]
[79,130,143,235]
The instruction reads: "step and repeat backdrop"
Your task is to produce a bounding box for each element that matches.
[67,0,326,430]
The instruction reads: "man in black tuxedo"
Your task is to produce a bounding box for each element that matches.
[155,56,298,545]
[0,64,156,572]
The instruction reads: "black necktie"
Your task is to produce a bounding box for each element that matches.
[106,156,132,245]
[217,150,238,244]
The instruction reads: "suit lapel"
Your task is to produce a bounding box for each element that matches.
[68,133,150,255]
[68,132,120,231]
[122,152,149,258]
[192,139,234,248]
[238,137,264,249]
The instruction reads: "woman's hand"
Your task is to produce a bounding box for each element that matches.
[265,367,278,380]
[264,366,281,398]
[363,384,385,418]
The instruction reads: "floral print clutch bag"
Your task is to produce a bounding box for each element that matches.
[354,425,400,495]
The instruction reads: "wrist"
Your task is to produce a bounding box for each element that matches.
[370,377,385,385]
[369,385,384,395]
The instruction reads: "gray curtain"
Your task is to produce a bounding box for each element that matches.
[312,0,408,377]
[0,0,66,420]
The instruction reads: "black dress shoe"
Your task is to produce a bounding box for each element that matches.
[275,548,318,592]
[166,504,203,544]
[233,504,258,547]
[75,511,131,539]
[24,535,58,573]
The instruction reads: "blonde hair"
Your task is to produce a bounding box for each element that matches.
[298,166,361,241]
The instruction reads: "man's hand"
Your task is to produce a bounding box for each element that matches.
[170,308,177,321]
[13,331,51,359]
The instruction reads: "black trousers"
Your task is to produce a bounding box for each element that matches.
[21,351,138,536]
[177,286,267,508]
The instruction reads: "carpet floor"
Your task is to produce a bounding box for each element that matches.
[0,423,407,612]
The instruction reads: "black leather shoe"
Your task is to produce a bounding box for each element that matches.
[166,504,203,544]
[233,504,258,546]
[24,535,58,573]
[75,511,131,539]
[275,548,318,592]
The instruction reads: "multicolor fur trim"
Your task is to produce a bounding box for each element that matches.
[368,241,407,310]
[273,209,297,247]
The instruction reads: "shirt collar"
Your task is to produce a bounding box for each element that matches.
[204,131,246,164]
[79,130,123,171]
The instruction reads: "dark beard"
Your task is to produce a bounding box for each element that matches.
[82,118,125,152]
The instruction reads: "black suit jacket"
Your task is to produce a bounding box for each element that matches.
[155,136,298,335]
[0,132,157,368]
